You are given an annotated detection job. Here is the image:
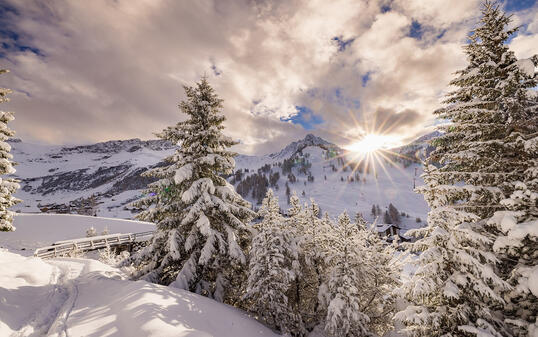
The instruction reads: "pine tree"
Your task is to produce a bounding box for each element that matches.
[388,203,401,225]
[396,3,538,335]
[355,211,367,230]
[245,189,304,335]
[323,211,371,337]
[125,78,254,303]
[354,212,401,335]
[489,180,537,335]
[286,194,336,331]
[383,210,392,224]
[0,69,20,232]
[86,226,97,237]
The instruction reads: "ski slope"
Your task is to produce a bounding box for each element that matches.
[235,145,429,233]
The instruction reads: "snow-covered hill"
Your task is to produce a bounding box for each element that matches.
[0,249,279,337]
[9,133,436,232]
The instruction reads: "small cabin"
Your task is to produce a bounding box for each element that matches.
[375,224,410,243]
[376,223,400,237]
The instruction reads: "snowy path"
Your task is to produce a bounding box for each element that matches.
[0,251,279,337]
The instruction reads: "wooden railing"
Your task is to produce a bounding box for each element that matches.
[34,231,155,259]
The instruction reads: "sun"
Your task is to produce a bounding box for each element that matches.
[344,133,400,154]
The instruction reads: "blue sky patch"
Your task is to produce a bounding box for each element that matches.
[505,0,536,12]
[361,72,371,86]
[281,106,324,130]
[409,21,423,39]
[332,36,355,52]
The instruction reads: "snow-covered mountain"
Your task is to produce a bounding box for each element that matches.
[9,133,437,232]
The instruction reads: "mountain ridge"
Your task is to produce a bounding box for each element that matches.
[9,132,436,225]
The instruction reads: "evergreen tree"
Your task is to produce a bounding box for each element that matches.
[383,210,392,224]
[356,214,401,336]
[355,211,367,230]
[489,180,537,336]
[396,3,538,335]
[245,189,304,335]
[0,69,20,232]
[388,203,401,225]
[286,194,336,331]
[125,78,254,303]
[86,226,97,237]
[323,211,371,337]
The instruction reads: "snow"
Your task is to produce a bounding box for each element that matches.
[487,211,517,232]
[0,213,154,256]
[0,250,279,337]
[235,145,429,234]
[516,58,536,77]
[529,266,538,297]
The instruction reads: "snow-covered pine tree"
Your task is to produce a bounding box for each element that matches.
[397,164,511,336]
[286,194,335,331]
[245,189,304,336]
[324,211,371,337]
[299,199,334,329]
[355,211,367,230]
[0,69,20,232]
[86,226,97,237]
[125,77,254,303]
[489,181,537,335]
[286,192,307,324]
[488,21,537,337]
[355,212,401,336]
[396,2,538,334]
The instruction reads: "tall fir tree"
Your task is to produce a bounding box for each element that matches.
[244,189,304,336]
[125,78,254,303]
[396,2,537,336]
[0,69,20,232]
[323,211,371,337]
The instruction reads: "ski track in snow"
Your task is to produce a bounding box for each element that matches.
[46,262,81,337]
[1,247,280,337]
[8,262,74,337]
[8,259,94,337]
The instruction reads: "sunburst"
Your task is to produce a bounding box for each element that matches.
[312,110,420,201]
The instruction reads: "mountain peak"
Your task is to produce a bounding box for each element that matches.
[269,133,338,160]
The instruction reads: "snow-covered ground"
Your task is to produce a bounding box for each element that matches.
[0,213,154,256]
[0,250,279,337]
[0,214,279,337]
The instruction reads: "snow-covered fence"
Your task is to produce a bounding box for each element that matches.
[33,231,155,259]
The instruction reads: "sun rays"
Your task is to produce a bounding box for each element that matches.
[312,110,423,202]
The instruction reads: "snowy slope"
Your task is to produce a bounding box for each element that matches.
[0,213,154,256]
[233,141,429,233]
[10,138,173,218]
[0,250,279,337]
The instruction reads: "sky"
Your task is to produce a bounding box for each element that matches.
[0,0,537,155]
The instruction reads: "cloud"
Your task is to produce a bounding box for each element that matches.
[0,0,536,154]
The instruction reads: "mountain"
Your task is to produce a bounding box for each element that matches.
[268,133,338,160]
[9,133,438,232]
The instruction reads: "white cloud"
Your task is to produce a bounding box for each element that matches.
[1,0,536,154]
